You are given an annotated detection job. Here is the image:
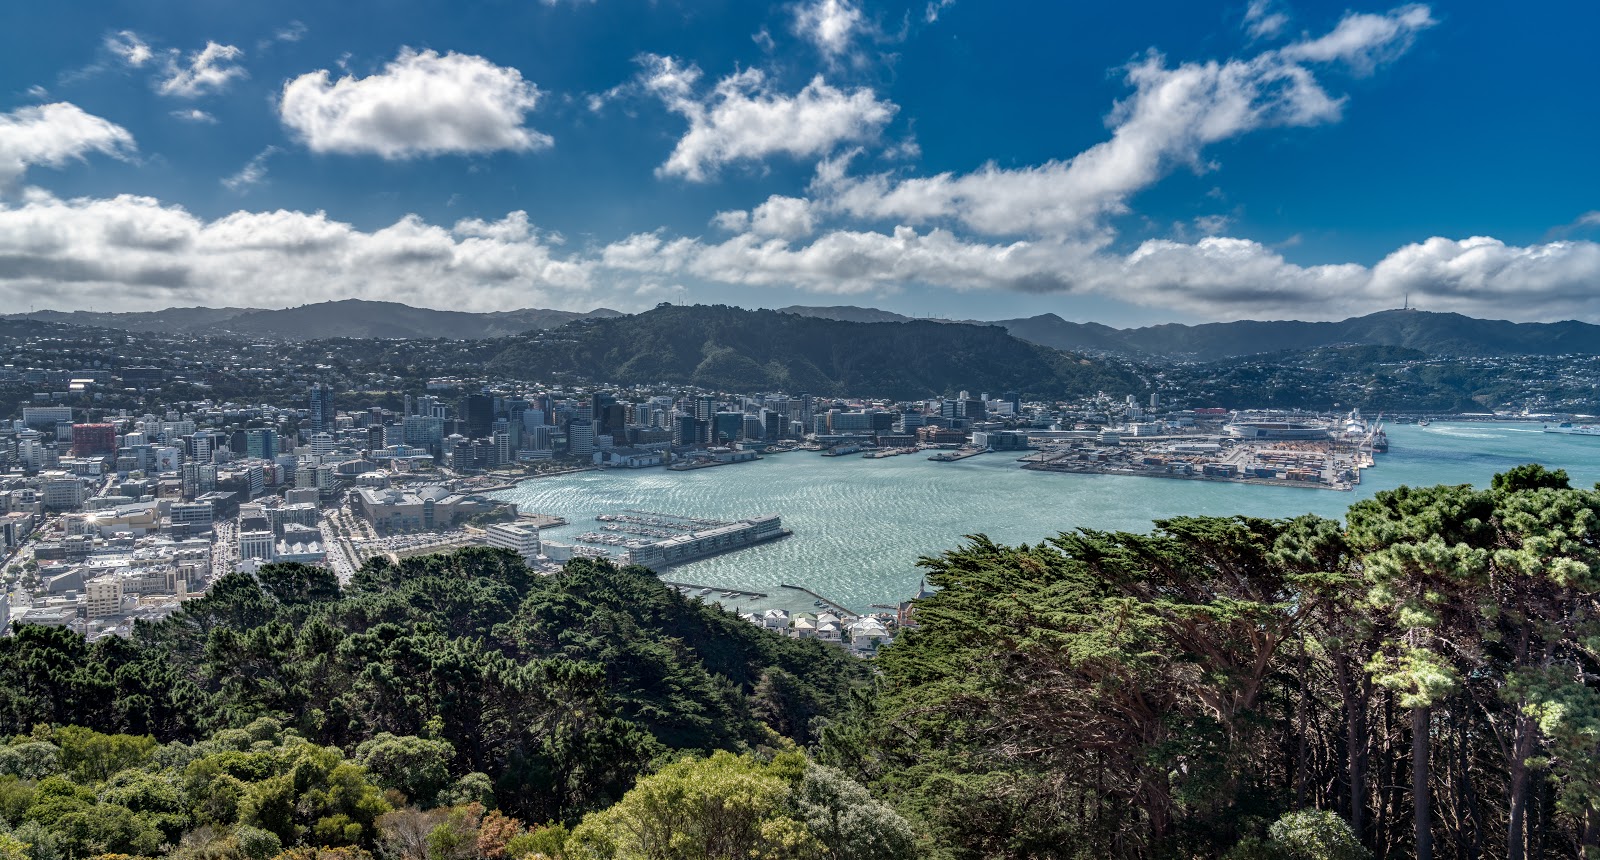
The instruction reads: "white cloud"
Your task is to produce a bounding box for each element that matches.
[1243,1,1288,39]
[1280,4,1435,74]
[222,147,278,194]
[105,30,153,67]
[924,0,956,24]
[639,55,897,181]
[749,195,816,239]
[0,102,136,186]
[594,219,1600,321]
[1578,212,1600,228]
[0,191,596,312]
[157,42,247,97]
[815,5,1430,237]
[279,48,551,159]
[170,109,217,124]
[273,21,307,43]
[792,0,864,59]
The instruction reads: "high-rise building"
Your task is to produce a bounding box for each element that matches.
[246,428,277,460]
[70,423,118,458]
[308,383,336,433]
[463,394,494,438]
[568,421,595,457]
[694,396,716,423]
[493,431,511,468]
[402,415,445,456]
[86,577,124,618]
[713,412,743,444]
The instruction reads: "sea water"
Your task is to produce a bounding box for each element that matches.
[492,422,1600,612]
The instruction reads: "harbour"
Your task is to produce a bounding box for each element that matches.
[492,421,1600,615]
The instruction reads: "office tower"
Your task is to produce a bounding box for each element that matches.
[308,383,336,433]
[246,428,277,460]
[713,412,743,444]
[463,393,494,438]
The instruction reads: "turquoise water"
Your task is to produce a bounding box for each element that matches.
[493,423,1600,612]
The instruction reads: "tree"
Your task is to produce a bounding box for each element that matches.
[565,752,815,860]
[355,735,456,809]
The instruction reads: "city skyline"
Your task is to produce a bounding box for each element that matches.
[3,1,1598,324]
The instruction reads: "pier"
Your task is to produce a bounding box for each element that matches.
[664,581,768,600]
[779,583,858,618]
[928,448,986,462]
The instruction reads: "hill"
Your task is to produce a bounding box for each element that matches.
[488,304,1140,399]
[992,309,1600,360]
[9,306,260,332]
[775,304,922,324]
[3,301,624,340]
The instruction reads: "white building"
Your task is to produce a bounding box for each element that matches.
[239,530,275,561]
[484,523,541,561]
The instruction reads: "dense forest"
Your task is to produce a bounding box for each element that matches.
[5,467,1600,858]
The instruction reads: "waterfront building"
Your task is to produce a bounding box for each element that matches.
[626,514,786,571]
[354,485,497,533]
[484,522,541,561]
[713,412,744,444]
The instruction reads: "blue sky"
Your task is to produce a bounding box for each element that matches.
[1,0,1597,324]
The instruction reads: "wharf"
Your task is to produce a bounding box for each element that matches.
[664,581,768,600]
[928,448,985,462]
[780,583,858,618]
[518,513,567,529]
[1024,460,1352,490]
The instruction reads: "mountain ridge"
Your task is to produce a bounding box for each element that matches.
[13,300,1600,359]
[488,304,1141,400]
[4,300,624,341]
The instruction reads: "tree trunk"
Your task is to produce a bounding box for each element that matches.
[1296,645,1310,806]
[1334,651,1367,840]
[1507,712,1530,860]
[1413,705,1433,860]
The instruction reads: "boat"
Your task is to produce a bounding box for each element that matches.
[697,587,714,596]
[1544,422,1600,436]
[1418,418,1431,427]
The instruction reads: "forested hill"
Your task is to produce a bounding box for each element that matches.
[487,304,1142,399]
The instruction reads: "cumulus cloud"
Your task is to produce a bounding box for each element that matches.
[105,30,153,67]
[0,191,595,312]
[157,41,247,97]
[792,0,864,59]
[811,5,1433,239]
[279,48,551,159]
[222,147,278,194]
[0,102,136,186]
[639,54,897,181]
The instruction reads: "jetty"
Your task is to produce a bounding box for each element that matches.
[779,583,858,618]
